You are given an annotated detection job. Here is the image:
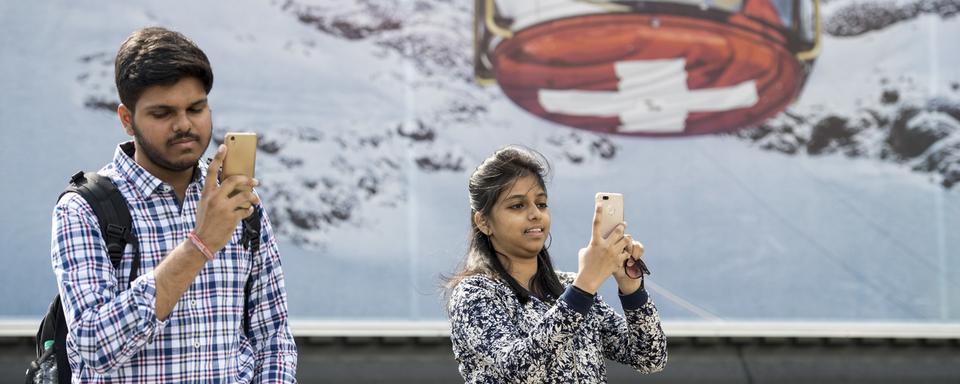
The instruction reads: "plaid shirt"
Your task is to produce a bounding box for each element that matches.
[51,142,297,383]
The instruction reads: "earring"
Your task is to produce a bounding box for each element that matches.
[479,224,490,236]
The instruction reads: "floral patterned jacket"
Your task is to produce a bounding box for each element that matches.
[449,272,667,383]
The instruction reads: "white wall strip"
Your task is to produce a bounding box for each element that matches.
[3,319,959,339]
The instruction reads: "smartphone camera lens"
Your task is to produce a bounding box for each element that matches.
[230,136,235,141]
[602,196,609,200]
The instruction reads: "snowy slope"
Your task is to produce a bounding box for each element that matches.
[0,0,957,321]
[737,0,960,187]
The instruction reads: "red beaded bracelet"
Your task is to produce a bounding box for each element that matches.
[187,232,216,261]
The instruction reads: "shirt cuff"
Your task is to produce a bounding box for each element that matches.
[130,271,169,343]
[618,286,650,311]
[560,285,595,315]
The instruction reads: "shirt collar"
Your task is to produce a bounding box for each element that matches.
[112,141,207,198]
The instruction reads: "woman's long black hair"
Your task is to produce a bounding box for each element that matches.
[445,146,565,305]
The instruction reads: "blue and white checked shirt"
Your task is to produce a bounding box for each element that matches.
[51,142,297,382]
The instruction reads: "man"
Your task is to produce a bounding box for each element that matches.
[51,27,297,382]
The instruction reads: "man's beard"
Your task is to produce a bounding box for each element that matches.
[131,122,208,172]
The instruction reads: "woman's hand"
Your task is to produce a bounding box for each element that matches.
[613,236,644,295]
[573,203,631,294]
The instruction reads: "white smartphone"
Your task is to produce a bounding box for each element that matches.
[595,192,624,239]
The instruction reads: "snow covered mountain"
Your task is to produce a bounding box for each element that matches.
[69,0,960,246]
[71,0,630,247]
[823,0,960,36]
[735,0,960,188]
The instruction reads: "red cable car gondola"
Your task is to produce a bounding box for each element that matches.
[474,0,821,136]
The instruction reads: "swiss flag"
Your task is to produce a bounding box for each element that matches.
[538,59,758,133]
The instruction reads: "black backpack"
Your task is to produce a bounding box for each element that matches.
[27,171,261,383]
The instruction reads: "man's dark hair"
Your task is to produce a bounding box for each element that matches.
[115,27,213,111]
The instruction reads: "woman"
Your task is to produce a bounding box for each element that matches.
[446,146,667,383]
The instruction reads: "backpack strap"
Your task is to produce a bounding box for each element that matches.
[240,210,260,251]
[62,171,140,286]
[240,208,261,335]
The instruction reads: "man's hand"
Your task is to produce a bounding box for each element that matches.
[193,144,260,253]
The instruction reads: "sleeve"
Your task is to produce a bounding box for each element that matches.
[596,286,668,373]
[245,205,298,383]
[51,193,169,374]
[448,277,591,382]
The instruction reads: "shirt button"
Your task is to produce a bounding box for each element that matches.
[194,341,201,349]
[160,185,172,193]
[190,300,197,308]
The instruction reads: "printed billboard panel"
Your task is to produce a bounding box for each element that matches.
[1,0,958,323]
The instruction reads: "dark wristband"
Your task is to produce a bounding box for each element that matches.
[561,285,596,315]
[571,284,596,298]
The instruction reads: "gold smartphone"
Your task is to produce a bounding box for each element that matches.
[222,132,257,201]
[595,192,624,239]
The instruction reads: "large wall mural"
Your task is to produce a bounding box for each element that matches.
[1,0,958,321]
